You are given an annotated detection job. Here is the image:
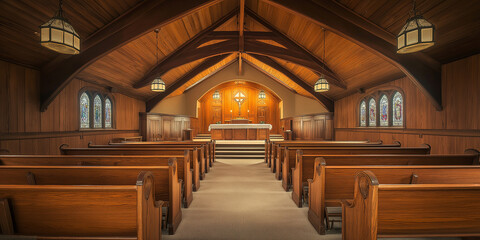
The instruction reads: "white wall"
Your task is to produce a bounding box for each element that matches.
[150,62,328,117]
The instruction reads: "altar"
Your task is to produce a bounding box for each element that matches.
[209,123,271,140]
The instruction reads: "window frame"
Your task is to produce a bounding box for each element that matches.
[357,88,405,128]
[78,88,115,130]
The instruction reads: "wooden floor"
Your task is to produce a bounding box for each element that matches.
[163,158,462,240]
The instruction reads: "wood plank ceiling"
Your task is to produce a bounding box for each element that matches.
[0,0,478,111]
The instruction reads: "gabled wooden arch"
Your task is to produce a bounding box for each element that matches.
[265,0,442,110]
[40,0,224,112]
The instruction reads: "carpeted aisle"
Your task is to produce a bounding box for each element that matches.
[163,158,339,240]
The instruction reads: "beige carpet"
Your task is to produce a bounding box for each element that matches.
[164,158,461,240]
[164,158,339,240]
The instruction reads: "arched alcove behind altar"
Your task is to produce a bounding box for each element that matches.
[197,81,281,134]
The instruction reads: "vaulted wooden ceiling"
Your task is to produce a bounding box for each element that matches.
[0,0,478,112]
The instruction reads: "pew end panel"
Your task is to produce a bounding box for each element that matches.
[136,171,163,240]
[464,148,480,164]
[168,158,182,235]
[307,157,327,235]
[342,170,379,240]
[192,148,200,192]
[182,151,193,208]
[291,150,303,208]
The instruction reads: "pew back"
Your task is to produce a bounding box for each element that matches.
[342,171,480,239]
[282,145,430,190]
[308,157,480,235]
[0,171,161,239]
[0,162,182,234]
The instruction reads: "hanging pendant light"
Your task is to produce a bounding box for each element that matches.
[315,29,329,92]
[40,0,80,54]
[151,29,166,92]
[258,90,266,99]
[212,90,221,100]
[397,0,435,54]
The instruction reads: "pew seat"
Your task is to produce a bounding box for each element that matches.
[307,157,480,235]
[0,154,194,208]
[0,171,161,240]
[342,171,480,239]
[0,159,182,235]
[60,146,202,191]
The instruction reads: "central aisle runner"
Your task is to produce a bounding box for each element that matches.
[164,158,340,240]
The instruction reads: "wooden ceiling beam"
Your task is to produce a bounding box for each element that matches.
[238,0,245,75]
[40,0,226,112]
[132,8,239,88]
[146,54,231,111]
[245,7,346,89]
[248,53,334,112]
[201,31,280,43]
[244,39,346,89]
[265,0,443,110]
[136,35,347,89]
[134,40,238,88]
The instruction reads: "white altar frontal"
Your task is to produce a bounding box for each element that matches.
[209,124,272,140]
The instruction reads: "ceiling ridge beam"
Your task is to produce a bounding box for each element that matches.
[245,7,346,88]
[248,53,334,112]
[146,54,232,111]
[265,0,443,110]
[40,0,226,112]
[133,7,239,89]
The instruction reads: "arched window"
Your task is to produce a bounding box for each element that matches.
[80,92,90,129]
[392,92,404,126]
[105,98,112,128]
[379,95,389,127]
[359,100,366,127]
[93,95,103,128]
[368,98,376,127]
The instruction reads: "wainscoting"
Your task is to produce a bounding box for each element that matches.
[281,113,333,140]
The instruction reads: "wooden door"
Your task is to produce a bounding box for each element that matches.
[257,106,268,123]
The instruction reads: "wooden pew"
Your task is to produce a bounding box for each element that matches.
[0,153,194,208]
[282,145,429,191]
[293,149,480,207]
[60,145,202,191]
[106,140,215,172]
[342,170,480,239]
[268,140,377,171]
[94,142,210,179]
[272,141,395,179]
[0,159,182,235]
[307,155,480,234]
[0,171,162,239]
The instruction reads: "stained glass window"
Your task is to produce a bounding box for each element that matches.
[80,92,90,128]
[105,98,112,128]
[392,92,404,126]
[360,100,366,127]
[368,98,376,127]
[379,95,389,127]
[93,95,102,128]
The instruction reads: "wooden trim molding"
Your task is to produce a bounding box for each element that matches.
[0,130,140,141]
[335,128,480,138]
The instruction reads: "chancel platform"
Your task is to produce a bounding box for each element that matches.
[209,124,272,140]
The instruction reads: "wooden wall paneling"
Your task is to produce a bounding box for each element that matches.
[334,55,480,154]
[0,61,8,133]
[283,113,334,140]
[0,61,144,154]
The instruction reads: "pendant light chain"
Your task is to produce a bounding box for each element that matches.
[155,29,159,66]
[151,29,166,92]
[323,28,326,76]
